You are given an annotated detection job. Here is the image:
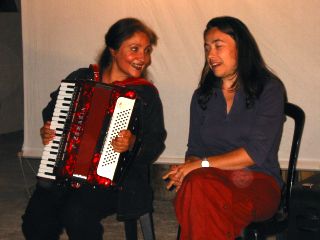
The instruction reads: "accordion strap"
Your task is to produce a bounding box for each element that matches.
[89,64,157,92]
[89,64,100,82]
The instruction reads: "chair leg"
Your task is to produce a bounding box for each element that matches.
[124,219,138,240]
[139,212,155,240]
[176,225,181,240]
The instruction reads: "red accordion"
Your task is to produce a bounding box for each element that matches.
[37,79,139,188]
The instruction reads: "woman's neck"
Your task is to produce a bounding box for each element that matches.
[101,66,128,84]
[221,79,237,92]
[221,72,238,91]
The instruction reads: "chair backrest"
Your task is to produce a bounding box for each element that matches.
[283,102,305,211]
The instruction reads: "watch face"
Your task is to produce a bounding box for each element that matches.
[201,160,210,167]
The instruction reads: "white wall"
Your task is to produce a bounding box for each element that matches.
[21,0,320,169]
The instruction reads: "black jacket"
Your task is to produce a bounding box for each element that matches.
[42,68,166,220]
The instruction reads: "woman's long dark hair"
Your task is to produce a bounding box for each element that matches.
[98,18,158,79]
[198,16,281,109]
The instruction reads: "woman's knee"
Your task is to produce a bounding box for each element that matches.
[63,213,103,240]
[61,205,87,229]
[61,205,103,236]
[22,212,62,240]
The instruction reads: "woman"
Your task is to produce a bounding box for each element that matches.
[163,16,286,239]
[22,18,166,240]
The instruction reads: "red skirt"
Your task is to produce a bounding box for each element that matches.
[174,168,281,240]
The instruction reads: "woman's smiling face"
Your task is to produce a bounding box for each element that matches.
[110,31,153,81]
[204,27,238,82]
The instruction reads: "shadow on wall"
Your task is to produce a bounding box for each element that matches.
[0,0,23,134]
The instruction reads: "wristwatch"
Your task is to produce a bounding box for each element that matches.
[201,157,210,167]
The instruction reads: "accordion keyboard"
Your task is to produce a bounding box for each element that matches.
[37,82,76,179]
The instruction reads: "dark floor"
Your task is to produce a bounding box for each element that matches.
[0,131,178,240]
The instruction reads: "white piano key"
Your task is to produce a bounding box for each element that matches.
[39,163,55,171]
[44,149,58,155]
[57,89,73,94]
[37,172,56,179]
[55,100,71,106]
[53,112,68,118]
[58,86,74,91]
[61,82,76,87]
[50,145,60,150]
[42,152,57,159]
[44,142,59,149]
[57,95,72,100]
[51,116,66,123]
[37,172,56,180]
[52,136,62,141]
[56,98,71,103]
[54,108,69,113]
[46,144,59,150]
[58,89,72,94]
[41,155,57,162]
[54,134,63,139]
[50,122,65,129]
[44,145,59,152]
[53,113,68,119]
[60,85,75,90]
[43,151,58,156]
[53,116,67,122]
[54,129,63,134]
[38,166,54,173]
[40,160,56,165]
[57,93,73,98]
[55,102,71,109]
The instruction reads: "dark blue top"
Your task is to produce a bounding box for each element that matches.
[186,78,285,187]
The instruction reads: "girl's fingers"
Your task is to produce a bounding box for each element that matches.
[40,121,55,145]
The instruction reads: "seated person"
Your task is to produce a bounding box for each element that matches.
[22,18,166,240]
[163,16,286,240]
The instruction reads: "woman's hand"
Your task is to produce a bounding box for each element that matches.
[162,160,201,192]
[40,121,55,145]
[162,165,180,191]
[111,130,136,153]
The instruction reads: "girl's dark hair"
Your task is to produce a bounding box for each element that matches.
[198,16,281,109]
[98,18,158,78]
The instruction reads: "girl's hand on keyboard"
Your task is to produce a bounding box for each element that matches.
[40,121,55,145]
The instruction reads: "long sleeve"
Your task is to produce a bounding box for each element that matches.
[243,79,285,167]
[132,85,166,165]
[186,91,207,159]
